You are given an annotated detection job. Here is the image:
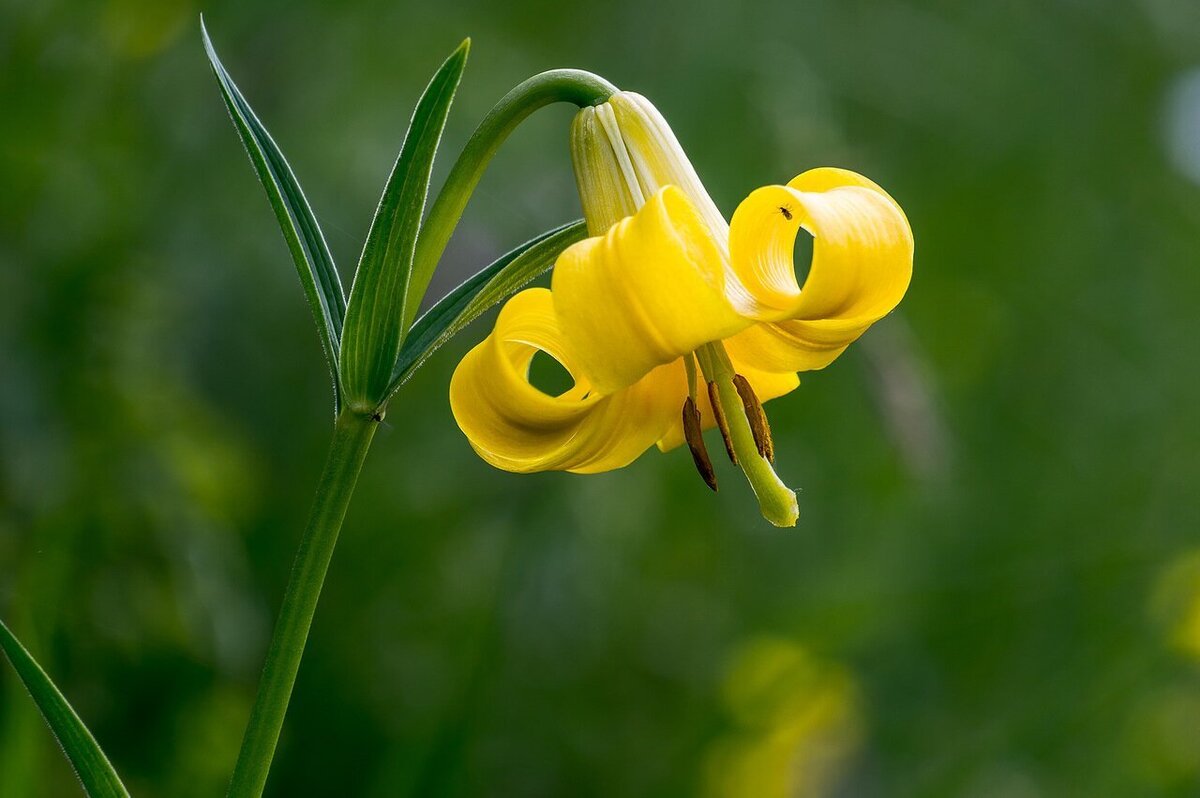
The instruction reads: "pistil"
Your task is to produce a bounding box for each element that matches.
[695,343,799,527]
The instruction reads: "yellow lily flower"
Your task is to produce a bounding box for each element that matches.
[450,91,913,526]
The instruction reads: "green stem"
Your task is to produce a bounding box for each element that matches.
[404,69,618,332]
[699,343,799,527]
[227,409,378,798]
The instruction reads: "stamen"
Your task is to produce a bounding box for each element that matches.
[684,352,699,399]
[706,381,737,464]
[682,396,718,492]
[733,374,775,463]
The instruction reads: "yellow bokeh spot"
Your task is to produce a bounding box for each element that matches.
[1150,550,1200,661]
[704,637,863,798]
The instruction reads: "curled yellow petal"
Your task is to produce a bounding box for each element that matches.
[725,167,913,372]
[552,186,749,395]
[449,288,678,474]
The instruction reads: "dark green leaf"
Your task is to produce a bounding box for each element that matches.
[202,19,346,411]
[386,219,587,396]
[339,40,470,412]
[0,619,129,798]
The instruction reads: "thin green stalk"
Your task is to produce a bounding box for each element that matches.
[404,69,617,331]
[227,409,378,798]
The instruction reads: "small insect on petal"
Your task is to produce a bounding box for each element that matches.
[683,396,718,491]
[733,374,775,463]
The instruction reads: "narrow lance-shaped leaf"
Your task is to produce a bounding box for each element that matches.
[339,40,469,412]
[0,619,130,798]
[202,19,346,412]
[386,219,587,396]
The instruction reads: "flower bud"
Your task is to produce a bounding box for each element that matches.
[570,92,729,243]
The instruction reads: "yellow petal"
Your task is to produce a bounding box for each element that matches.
[656,360,799,452]
[552,186,749,395]
[449,288,679,474]
[724,167,913,372]
[723,321,852,374]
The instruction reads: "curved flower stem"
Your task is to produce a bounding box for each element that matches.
[698,343,799,527]
[404,69,617,332]
[227,409,378,798]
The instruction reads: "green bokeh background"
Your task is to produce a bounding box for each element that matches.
[4,0,1200,795]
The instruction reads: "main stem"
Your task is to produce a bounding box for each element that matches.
[227,409,378,798]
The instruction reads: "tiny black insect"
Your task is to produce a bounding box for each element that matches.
[779,206,793,220]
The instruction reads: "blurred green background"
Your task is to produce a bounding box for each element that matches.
[4,0,1200,795]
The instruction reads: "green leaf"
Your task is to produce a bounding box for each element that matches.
[0,619,129,798]
[202,19,346,412]
[339,40,470,412]
[386,219,587,396]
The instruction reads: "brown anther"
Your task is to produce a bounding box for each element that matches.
[706,381,737,465]
[682,396,718,492]
[733,374,775,463]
